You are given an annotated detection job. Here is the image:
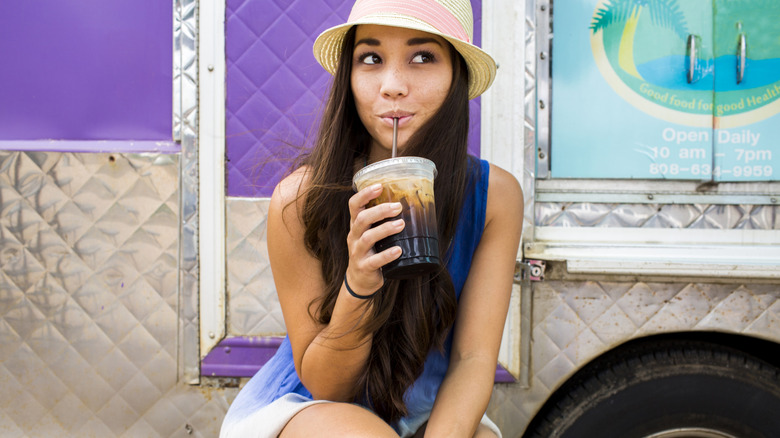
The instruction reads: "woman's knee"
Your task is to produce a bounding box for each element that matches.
[474,423,498,438]
[414,422,497,438]
[281,402,399,438]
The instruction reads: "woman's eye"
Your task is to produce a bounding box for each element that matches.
[411,52,435,64]
[359,53,381,65]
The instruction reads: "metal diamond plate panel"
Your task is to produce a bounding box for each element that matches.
[176,0,201,384]
[485,280,780,436]
[536,202,780,229]
[523,0,538,243]
[226,198,286,335]
[0,151,235,437]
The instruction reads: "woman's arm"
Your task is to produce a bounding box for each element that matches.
[424,164,524,437]
[268,167,404,401]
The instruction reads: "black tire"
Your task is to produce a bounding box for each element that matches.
[524,339,780,438]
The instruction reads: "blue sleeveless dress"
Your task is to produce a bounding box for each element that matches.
[221,158,493,437]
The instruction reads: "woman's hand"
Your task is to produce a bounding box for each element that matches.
[345,183,405,295]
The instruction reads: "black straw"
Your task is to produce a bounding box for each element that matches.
[392,117,398,157]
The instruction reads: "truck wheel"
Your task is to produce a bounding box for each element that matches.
[524,339,780,438]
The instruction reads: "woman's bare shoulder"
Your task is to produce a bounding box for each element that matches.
[483,163,524,237]
[271,165,312,207]
[268,165,313,239]
[487,164,523,213]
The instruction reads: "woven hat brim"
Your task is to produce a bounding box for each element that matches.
[313,17,496,100]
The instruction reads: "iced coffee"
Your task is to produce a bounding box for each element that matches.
[353,157,439,279]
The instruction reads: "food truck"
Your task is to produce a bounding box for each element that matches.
[1,0,778,436]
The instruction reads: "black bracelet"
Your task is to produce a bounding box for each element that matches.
[344,274,382,299]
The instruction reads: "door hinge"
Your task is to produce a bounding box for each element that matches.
[514,259,546,283]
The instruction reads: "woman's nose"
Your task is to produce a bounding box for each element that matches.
[379,65,408,98]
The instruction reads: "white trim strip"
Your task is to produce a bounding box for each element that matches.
[533,226,780,246]
[0,140,180,154]
[482,0,525,381]
[566,259,780,278]
[527,227,780,278]
[198,0,227,358]
[536,192,778,205]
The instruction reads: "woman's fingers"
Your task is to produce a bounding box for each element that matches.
[353,218,404,266]
[349,205,404,261]
[358,217,404,247]
[363,245,403,272]
[345,184,407,290]
[352,202,403,236]
[348,183,383,224]
[347,243,402,294]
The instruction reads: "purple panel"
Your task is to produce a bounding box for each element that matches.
[226,0,483,197]
[494,364,517,383]
[202,336,283,377]
[470,3,484,159]
[0,1,172,142]
[201,336,516,383]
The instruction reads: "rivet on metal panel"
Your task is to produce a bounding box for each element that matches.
[208,64,215,72]
[647,194,654,200]
[528,260,545,281]
[539,100,545,110]
[514,259,546,283]
[541,4,546,11]
[540,52,546,60]
[771,197,778,203]
[209,331,215,339]
[185,424,193,434]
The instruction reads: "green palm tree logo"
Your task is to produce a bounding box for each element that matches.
[588,0,780,126]
[587,0,712,127]
[590,0,688,79]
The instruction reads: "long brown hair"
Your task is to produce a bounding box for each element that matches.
[294,26,472,422]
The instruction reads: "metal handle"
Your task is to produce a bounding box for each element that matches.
[737,33,747,84]
[687,34,697,84]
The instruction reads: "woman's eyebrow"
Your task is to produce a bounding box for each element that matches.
[355,37,380,47]
[354,37,443,47]
[407,37,442,47]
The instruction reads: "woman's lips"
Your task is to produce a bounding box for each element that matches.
[379,112,412,126]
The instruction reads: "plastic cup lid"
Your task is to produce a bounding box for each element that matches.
[352,157,437,190]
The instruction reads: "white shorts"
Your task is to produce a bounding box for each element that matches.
[220,393,502,438]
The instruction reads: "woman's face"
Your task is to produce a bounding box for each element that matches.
[351,24,453,159]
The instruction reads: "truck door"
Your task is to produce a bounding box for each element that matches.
[713,0,780,181]
[550,0,780,182]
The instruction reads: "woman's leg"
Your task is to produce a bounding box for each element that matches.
[474,424,499,438]
[280,402,399,438]
[413,422,498,438]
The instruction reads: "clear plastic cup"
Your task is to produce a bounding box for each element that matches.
[353,157,439,279]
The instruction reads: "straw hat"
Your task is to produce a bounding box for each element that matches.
[313,0,497,100]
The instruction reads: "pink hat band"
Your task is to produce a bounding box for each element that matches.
[348,0,471,44]
[313,0,497,99]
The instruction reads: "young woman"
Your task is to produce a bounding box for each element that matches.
[220,1,523,437]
